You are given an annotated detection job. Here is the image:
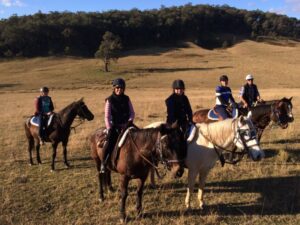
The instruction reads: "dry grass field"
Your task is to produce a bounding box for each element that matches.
[0,40,300,224]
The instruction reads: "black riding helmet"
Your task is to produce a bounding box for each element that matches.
[112,78,126,89]
[172,79,185,89]
[40,86,49,93]
[219,75,229,82]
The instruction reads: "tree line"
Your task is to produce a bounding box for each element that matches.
[0,4,299,58]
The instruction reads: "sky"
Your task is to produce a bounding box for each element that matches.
[0,0,300,19]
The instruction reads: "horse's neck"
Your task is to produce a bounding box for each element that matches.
[252,105,271,126]
[132,129,159,155]
[198,121,235,149]
[58,104,77,128]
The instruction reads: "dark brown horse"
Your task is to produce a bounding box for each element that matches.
[25,98,94,171]
[90,123,187,222]
[193,97,294,141]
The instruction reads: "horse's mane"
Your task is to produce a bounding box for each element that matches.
[196,119,236,147]
[130,127,159,140]
[58,100,81,115]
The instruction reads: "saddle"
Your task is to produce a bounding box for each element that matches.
[30,114,54,127]
[208,107,238,121]
[95,126,138,169]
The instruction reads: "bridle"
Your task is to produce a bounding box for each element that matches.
[200,119,259,166]
[128,129,184,179]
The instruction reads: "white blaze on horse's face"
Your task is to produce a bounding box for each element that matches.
[235,116,265,161]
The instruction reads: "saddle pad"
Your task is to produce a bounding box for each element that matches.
[208,109,219,120]
[208,108,239,120]
[118,127,135,148]
[30,114,54,127]
[187,124,196,143]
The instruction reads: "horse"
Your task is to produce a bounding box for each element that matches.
[90,123,187,222]
[185,116,264,209]
[192,97,294,141]
[24,98,94,171]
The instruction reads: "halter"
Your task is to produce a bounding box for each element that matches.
[70,103,90,132]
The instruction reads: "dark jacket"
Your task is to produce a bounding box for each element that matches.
[35,96,54,114]
[106,93,130,126]
[165,93,193,125]
[242,84,259,106]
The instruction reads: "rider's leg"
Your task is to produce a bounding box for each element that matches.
[100,128,118,173]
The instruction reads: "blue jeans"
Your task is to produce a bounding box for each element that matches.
[38,114,48,139]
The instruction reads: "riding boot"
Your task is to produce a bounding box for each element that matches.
[100,128,118,173]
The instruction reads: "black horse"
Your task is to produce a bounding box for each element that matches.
[25,98,94,171]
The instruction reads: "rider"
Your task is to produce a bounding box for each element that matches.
[214,75,238,120]
[165,79,193,135]
[239,74,262,108]
[34,86,54,144]
[101,78,135,173]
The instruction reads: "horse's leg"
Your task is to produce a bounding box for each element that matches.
[95,158,105,202]
[107,171,114,193]
[149,168,156,188]
[197,170,209,210]
[136,176,146,217]
[120,175,130,223]
[27,137,34,165]
[185,169,198,209]
[36,141,42,164]
[62,141,70,168]
[257,128,264,142]
[51,142,58,171]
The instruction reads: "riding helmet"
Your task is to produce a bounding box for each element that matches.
[40,86,49,93]
[245,74,254,80]
[112,78,126,88]
[172,79,185,89]
[219,75,229,81]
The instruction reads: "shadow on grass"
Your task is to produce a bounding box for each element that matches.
[0,83,20,89]
[133,66,233,73]
[262,138,300,145]
[144,176,300,217]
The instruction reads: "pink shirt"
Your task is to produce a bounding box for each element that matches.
[104,98,135,129]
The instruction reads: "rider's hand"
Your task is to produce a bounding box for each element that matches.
[243,103,248,108]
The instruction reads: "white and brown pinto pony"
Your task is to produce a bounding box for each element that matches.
[146,116,264,209]
[185,116,264,209]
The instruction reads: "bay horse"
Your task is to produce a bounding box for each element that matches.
[185,116,264,209]
[192,97,294,141]
[24,98,94,171]
[90,123,187,222]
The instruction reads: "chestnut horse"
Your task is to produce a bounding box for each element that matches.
[193,97,294,141]
[90,123,187,222]
[24,98,94,171]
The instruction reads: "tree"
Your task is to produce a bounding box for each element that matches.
[95,31,122,72]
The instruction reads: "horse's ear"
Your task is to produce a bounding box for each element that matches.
[289,97,293,101]
[78,97,84,102]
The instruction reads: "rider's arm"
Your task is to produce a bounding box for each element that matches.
[49,97,54,112]
[165,97,175,124]
[185,96,193,123]
[34,97,40,115]
[239,86,248,107]
[128,98,135,121]
[216,86,228,105]
[104,100,112,129]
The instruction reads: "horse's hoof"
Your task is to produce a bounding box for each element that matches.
[108,186,115,193]
[29,163,33,166]
[98,198,104,203]
[50,169,55,173]
[120,218,127,224]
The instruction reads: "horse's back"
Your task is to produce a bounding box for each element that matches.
[90,128,106,159]
[193,109,210,123]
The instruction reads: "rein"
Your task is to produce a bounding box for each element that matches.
[199,120,249,166]
[128,130,166,179]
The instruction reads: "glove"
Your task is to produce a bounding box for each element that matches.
[232,102,238,108]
